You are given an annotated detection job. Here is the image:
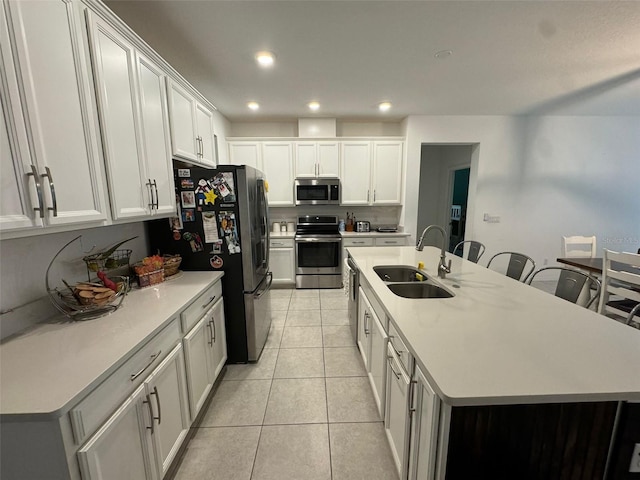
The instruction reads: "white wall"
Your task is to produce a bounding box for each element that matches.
[402,115,640,268]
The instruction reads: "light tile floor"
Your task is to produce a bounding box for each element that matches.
[173,288,399,480]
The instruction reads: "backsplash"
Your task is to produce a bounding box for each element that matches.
[269,206,403,230]
[0,223,148,339]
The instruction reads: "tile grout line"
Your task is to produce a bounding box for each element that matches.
[321,303,335,480]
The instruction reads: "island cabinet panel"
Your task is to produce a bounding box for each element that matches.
[444,401,618,480]
[607,402,640,480]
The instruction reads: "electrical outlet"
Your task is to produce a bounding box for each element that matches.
[543,258,548,265]
[630,443,640,473]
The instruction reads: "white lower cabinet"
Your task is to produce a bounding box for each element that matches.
[183,298,227,421]
[270,238,295,285]
[78,343,190,480]
[385,343,412,479]
[408,366,441,480]
[357,287,372,370]
[78,383,158,480]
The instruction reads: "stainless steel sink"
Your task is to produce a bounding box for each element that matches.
[387,282,454,299]
[374,266,428,283]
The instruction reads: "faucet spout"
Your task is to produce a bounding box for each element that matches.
[415,224,451,279]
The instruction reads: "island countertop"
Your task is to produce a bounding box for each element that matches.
[348,246,640,406]
[0,271,223,419]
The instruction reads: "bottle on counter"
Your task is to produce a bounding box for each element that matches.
[339,219,345,232]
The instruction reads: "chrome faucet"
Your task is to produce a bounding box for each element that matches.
[416,225,452,279]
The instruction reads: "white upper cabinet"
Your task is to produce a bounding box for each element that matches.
[372,141,403,205]
[341,141,372,205]
[0,0,107,232]
[228,141,262,170]
[294,141,340,178]
[87,12,175,220]
[167,79,216,167]
[262,142,294,206]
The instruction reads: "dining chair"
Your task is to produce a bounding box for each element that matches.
[597,249,640,326]
[486,252,536,282]
[562,235,597,258]
[527,267,601,309]
[452,240,485,264]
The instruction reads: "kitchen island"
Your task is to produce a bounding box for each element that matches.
[348,246,640,479]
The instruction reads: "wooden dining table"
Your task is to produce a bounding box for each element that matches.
[556,257,639,275]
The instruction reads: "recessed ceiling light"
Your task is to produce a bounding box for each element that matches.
[255,51,275,67]
[308,101,320,111]
[434,50,453,59]
[247,102,260,111]
[378,102,392,112]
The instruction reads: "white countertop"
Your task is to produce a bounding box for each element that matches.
[348,246,640,406]
[341,231,410,238]
[0,271,223,419]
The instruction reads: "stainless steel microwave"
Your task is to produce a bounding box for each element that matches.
[295,178,340,205]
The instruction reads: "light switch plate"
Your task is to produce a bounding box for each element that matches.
[630,443,640,473]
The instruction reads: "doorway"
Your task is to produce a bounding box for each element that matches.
[416,144,473,252]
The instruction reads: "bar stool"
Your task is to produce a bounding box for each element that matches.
[527,267,601,309]
[486,252,536,282]
[452,240,485,264]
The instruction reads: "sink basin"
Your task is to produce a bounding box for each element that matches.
[387,282,454,299]
[374,266,428,283]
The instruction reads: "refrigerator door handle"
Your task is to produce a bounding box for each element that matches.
[254,272,273,299]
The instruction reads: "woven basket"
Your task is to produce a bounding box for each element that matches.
[163,255,182,277]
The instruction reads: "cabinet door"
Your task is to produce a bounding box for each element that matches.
[183,316,214,420]
[0,11,36,231]
[7,0,106,226]
[195,102,216,166]
[210,299,228,381]
[373,141,403,205]
[341,142,371,205]
[385,344,411,479]
[317,142,340,177]
[262,142,294,206]
[88,14,148,220]
[294,142,317,177]
[270,247,295,284]
[136,53,175,216]
[409,367,440,480]
[368,311,388,419]
[228,142,261,170]
[357,287,371,370]
[167,80,197,161]
[145,344,190,478]
[78,384,157,480]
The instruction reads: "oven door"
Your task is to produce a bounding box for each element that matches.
[295,236,342,274]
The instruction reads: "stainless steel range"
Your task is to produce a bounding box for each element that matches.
[295,215,342,289]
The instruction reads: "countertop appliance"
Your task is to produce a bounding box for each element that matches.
[376,225,398,232]
[295,215,342,288]
[346,256,359,342]
[148,164,272,363]
[355,221,370,232]
[295,178,340,206]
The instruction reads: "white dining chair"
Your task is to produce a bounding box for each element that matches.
[597,249,640,327]
[562,236,597,258]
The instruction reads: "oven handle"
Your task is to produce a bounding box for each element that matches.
[295,238,342,243]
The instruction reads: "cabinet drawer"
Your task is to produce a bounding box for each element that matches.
[69,318,181,445]
[343,237,374,247]
[375,237,406,246]
[270,238,294,248]
[388,322,411,375]
[181,280,223,333]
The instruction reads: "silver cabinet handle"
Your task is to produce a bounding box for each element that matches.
[41,167,57,217]
[272,242,284,246]
[152,179,159,209]
[364,312,370,335]
[130,350,162,381]
[27,164,44,218]
[150,386,161,425]
[387,356,401,380]
[211,317,216,342]
[143,393,155,434]
[352,241,365,244]
[373,190,376,202]
[389,336,403,356]
[202,295,217,309]
[367,190,370,203]
[408,380,417,416]
[207,320,213,346]
[147,179,154,209]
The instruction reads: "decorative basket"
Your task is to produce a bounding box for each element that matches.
[83,249,132,278]
[135,268,165,288]
[162,255,182,277]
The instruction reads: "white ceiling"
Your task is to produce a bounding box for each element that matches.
[105,0,640,122]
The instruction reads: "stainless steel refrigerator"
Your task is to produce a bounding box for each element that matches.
[147,164,272,363]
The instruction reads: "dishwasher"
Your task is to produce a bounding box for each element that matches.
[346,256,359,342]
